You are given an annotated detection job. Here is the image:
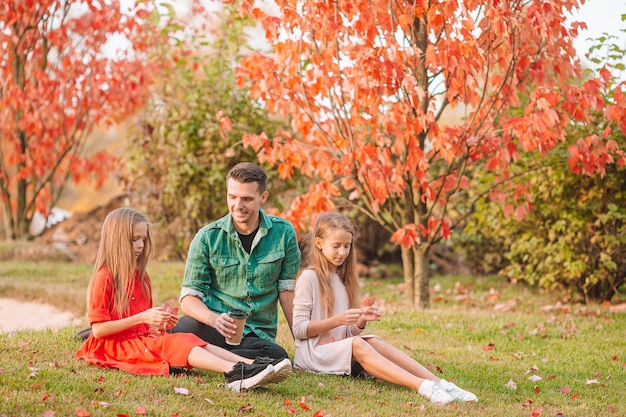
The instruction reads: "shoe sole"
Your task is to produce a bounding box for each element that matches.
[227,364,275,392]
[267,358,292,385]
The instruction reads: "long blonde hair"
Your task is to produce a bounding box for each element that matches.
[87,208,153,317]
[308,212,359,318]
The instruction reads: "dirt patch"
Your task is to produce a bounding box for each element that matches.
[35,195,128,264]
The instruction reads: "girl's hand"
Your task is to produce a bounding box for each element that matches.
[142,307,169,327]
[164,311,179,330]
[339,308,363,325]
[361,306,381,322]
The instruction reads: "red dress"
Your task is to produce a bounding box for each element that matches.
[76,267,207,376]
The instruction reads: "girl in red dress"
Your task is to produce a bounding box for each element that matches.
[76,208,288,392]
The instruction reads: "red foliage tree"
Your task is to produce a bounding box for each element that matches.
[0,0,162,239]
[233,0,625,308]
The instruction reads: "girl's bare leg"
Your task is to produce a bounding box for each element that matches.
[187,346,237,372]
[351,338,425,391]
[365,337,440,381]
[201,343,254,364]
[187,345,254,372]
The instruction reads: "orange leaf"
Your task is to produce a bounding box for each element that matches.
[362,296,376,306]
[482,343,495,351]
[135,407,147,415]
[75,409,90,417]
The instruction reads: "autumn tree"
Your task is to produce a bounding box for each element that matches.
[123,4,293,259]
[457,29,626,303]
[0,0,162,240]
[232,0,625,308]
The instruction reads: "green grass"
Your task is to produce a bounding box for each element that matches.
[1,259,624,417]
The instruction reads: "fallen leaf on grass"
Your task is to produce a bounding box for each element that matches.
[43,410,55,417]
[586,379,598,385]
[173,387,189,395]
[482,343,495,351]
[312,411,325,417]
[19,339,32,348]
[558,386,572,394]
[75,409,90,417]
[529,408,542,417]
[238,404,253,413]
[533,385,540,394]
[505,379,517,390]
[135,407,147,415]
[525,365,539,373]
[528,375,542,382]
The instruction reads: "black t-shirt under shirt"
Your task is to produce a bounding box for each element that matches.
[237,225,259,254]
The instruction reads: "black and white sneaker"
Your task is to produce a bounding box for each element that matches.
[252,357,292,384]
[224,362,275,392]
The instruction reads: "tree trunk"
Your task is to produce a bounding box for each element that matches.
[401,243,431,309]
[401,246,414,306]
[413,244,431,309]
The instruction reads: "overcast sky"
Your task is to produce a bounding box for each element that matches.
[569,0,626,62]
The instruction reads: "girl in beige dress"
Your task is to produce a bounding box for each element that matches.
[292,212,478,404]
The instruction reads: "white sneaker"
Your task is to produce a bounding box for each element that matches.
[438,379,478,402]
[418,379,455,404]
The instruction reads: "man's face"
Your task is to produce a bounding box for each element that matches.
[226,178,268,232]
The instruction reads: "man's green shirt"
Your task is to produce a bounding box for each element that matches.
[180,210,301,342]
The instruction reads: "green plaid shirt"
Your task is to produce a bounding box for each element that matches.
[179,210,300,342]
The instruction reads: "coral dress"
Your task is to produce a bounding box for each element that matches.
[292,269,378,375]
[76,267,207,376]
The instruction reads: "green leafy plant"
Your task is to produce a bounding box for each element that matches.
[456,29,626,303]
[122,5,291,259]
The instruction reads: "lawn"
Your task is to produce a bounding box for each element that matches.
[0,259,624,417]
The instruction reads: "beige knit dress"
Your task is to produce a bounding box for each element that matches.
[292,269,378,375]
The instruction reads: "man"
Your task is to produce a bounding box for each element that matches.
[172,162,301,362]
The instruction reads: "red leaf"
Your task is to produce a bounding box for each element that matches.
[75,410,90,417]
[313,411,325,417]
[41,393,50,401]
[362,296,376,306]
[238,404,253,413]
[529,409,542,417]
[482,343,495,351]
[299,402,310,411]
[135,407,147,415]
[533,385,539,394]
[559,386,572,394]
[43,411,56,417]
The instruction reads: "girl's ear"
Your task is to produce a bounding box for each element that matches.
[314,237,322,250]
